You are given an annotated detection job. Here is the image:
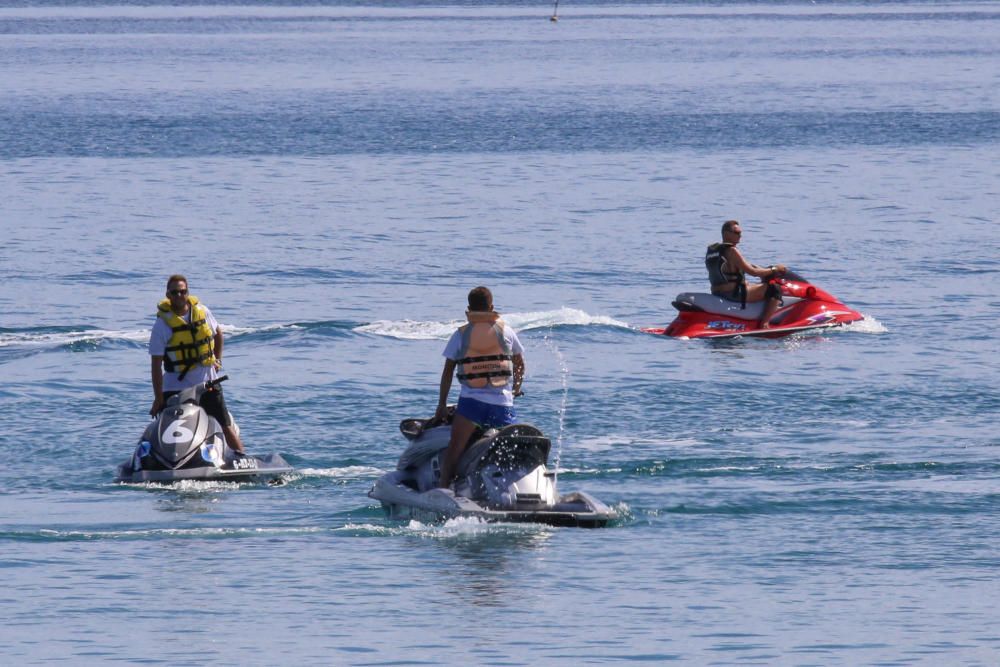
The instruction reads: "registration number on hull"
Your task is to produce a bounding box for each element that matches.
[707,320,746,331]
[231,457,259,471]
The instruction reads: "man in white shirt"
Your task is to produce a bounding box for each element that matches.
[148,274,245,453]
[435,286,525,489]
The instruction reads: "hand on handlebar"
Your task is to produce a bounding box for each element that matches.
[433,404,449,424]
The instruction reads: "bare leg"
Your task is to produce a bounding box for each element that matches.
[743,283,780,329]
[224,425,245,454]
[758,297,781,329]
[438,413,478,489]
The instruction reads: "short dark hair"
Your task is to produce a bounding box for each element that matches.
[722,220,740,235]
[166,274,188,289]
[467,286,493,312]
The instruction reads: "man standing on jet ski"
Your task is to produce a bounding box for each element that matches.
[148,274,245,453]
[706,220,788,329]
[435,286,525,490]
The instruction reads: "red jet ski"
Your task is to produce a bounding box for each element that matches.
[642,269,864,339]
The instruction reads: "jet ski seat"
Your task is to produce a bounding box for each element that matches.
[396,421,485,472]
[672,292,801,320]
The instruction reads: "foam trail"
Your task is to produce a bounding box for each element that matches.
[356,307,630,340]
[219,322,304,338]
[354,318,461,341]
[505,307,630,331]
[843,315,889,334]
[119,479,248,492]
[0,328,148,349]
[339,516,546,538]
[292,466,384,480]
[0,322,318,355]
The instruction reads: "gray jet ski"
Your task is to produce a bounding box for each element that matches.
[368,408,615,528]
[116,376,292,484]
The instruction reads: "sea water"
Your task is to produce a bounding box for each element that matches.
[1,1,999,664]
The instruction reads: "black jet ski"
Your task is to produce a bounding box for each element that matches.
[368,408,615,528]
[116,376,292,484]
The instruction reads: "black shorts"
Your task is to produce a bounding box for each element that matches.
[712,286,742,302]
[163,385,233,428]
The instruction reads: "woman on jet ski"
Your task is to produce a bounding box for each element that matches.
[706,220,788,329]
[434,286,525,490]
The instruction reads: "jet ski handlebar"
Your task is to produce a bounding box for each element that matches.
[206,375,229,389]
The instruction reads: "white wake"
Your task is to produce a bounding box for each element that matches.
[355,307,630,340]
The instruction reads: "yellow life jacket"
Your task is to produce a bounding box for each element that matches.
[156,296,216,381]
[456,311,514,389]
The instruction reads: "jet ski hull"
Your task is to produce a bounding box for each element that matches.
[116,453,293,484]
[370,475,615,528]
[643,315,858,339]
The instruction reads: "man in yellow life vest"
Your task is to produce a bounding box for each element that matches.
[435,286,525,490]
[148,274,245,454]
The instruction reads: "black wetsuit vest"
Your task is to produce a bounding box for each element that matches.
[706,242,749,307]
[706,243,743,289]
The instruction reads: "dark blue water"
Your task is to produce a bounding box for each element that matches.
[2,1,999,664]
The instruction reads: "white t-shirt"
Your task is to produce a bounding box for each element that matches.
[442,322,524,407]
[149,304,221,392]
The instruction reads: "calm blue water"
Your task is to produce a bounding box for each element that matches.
[2,1,999,664]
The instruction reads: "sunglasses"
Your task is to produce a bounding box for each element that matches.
[168,289,188,297]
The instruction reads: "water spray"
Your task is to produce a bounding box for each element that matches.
[542,328,569,486]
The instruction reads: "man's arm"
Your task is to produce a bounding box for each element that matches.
[213,327,224,369]
[727,247,785,279]
[150,355,164,416]
[435,359,457,421]
[512,354,525,397]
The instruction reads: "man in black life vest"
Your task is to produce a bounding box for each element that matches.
[148,274,245,453]
[706,220,787,329]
